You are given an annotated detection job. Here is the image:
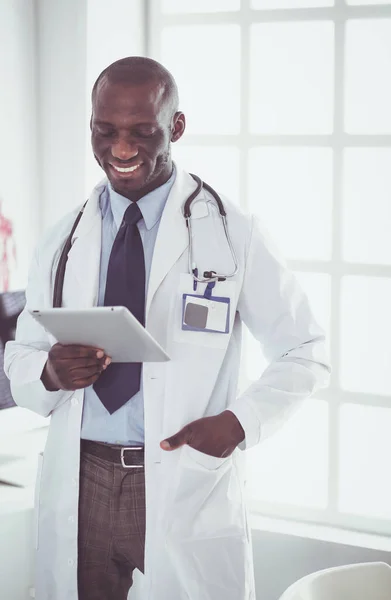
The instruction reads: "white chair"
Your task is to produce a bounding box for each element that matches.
[278,561,391,600]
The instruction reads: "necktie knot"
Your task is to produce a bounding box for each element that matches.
[123,202,143,226]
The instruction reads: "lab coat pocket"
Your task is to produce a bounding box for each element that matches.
[167,444,240,538]
[184,444,231,471]
[165,445,251,599]
[34,452,44,550]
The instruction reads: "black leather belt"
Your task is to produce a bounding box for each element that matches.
[81,439,144,469]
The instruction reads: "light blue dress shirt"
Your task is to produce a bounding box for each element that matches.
[81,168,176,445]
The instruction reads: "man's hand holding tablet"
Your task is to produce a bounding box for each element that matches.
[41,343,112,391]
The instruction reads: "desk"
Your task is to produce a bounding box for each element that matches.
[0,417,48,600]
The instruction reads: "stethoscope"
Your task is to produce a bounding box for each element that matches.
[52,174,239,308]
[184,174,239,285]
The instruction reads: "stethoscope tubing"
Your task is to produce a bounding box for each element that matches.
[52,175,238,307]
[185,174,239,284]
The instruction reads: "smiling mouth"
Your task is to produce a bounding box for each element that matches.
[110,163,143,175]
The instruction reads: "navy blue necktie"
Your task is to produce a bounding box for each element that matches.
[93,202,145,414]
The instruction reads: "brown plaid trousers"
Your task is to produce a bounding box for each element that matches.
[77,448,146,600]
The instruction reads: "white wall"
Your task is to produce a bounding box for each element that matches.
[36,0,88,230]
[0,0,39,290]
[35,0,146,230]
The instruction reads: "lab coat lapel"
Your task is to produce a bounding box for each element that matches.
[60,182,104,309]
[146,166,196,316]
[61,169,197,312]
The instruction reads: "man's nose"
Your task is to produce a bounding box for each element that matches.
[111,139,138,161]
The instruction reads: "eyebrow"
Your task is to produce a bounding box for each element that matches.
[93,120,112,126]
[93,120,157,127]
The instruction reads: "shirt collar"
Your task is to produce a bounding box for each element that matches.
[108,166,176,231]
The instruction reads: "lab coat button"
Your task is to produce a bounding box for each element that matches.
[68,516,74,523]
[71,398,79,406]
[72,478,77,486]
[68,558,74,567]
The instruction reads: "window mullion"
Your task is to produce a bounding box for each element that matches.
[328,9,346,516]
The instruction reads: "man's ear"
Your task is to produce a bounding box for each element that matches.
[171,112,186,143]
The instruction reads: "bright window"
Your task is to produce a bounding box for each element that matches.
[345,19,391,134]
[149,0,391,536]
[248,147,333,260]
[250,22,334,135]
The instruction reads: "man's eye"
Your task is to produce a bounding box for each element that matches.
[135,130,156,138]
[96,129,116,138]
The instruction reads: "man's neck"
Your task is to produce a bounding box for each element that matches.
[120,163,174,203]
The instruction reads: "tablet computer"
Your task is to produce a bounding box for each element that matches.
[29,306,170,363]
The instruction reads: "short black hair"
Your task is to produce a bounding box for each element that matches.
[91,56,179,116]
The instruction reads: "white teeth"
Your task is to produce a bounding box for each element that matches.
[112,164,141,173]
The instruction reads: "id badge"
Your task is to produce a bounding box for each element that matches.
[182,281,230,334]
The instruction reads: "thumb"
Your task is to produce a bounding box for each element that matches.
[161,426,189,451]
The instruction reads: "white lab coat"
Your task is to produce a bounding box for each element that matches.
[5,165,330,600]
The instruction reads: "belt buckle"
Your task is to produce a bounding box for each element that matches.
[120,446,143,469]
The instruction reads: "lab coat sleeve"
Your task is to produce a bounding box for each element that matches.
[228,215,331,450]
[4,248,73,418]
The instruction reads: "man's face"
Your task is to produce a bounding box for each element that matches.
[91,79,184,200]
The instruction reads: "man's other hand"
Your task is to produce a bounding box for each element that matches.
[41,344,111,391]
[160,410,245,458]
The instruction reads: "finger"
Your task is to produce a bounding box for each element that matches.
[69,365,105,381]
[71,371,102,389]
[161,426,190,451]
[49,361,105,384]
[220,446,234,459]
[70,357,110,371]
[51,345,105,360]
[58,357,105,371]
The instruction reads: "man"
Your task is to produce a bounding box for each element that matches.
[5,57,330,600]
